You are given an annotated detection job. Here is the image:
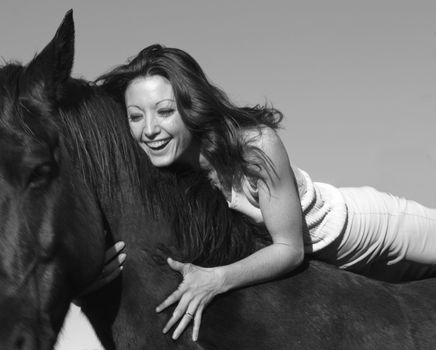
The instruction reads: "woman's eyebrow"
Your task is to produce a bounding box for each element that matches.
[155,99,176,106]
[127,104,143,110]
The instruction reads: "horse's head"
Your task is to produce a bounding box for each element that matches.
[0,11,106,349]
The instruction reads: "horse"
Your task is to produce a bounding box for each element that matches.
[2,10,436,350]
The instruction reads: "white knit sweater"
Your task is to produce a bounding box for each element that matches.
[227,168,348,253]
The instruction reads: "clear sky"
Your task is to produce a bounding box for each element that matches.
[2,1,436,348]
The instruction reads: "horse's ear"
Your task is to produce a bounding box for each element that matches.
[22,10,75,104]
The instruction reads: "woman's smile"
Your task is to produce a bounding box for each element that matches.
[144,137,172,151]
[125,75,198,167]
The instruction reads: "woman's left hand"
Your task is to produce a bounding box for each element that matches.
[156,257,225,341]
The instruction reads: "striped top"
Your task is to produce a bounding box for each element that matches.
[227,168,347,253]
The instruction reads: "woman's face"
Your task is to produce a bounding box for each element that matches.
[125,75,197,167]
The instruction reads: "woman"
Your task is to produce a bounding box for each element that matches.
[92,44,436,342]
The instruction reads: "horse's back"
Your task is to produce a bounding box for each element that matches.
[198,261,428,349]
[393,278,436,349]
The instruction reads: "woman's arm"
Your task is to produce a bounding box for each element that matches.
[156,127,305,341]
[218,126,304,291]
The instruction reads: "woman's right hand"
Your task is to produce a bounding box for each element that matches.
[79,241,126,296]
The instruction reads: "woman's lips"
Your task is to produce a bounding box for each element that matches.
[144,138,172,150]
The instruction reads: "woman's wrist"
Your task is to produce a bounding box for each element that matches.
[213,266,231,294]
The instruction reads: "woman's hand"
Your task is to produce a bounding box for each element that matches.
[79,241,126,296]
[156,258,225,341]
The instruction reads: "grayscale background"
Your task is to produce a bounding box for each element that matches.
[2,1,436,348]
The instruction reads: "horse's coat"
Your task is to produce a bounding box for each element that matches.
[1,10,436,350]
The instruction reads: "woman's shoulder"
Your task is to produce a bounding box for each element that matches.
[238,125,292,183]
[239,126,288,164]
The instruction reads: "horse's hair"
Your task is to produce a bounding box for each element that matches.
[0,65,23,128]
[160,167,271,266]
[57,78,140,202]
[55,78,270,266]
[0,64,21,107]
[0,64,59,145]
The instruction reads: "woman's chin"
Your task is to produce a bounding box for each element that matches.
[147,154,175,168]
[150,159,171,168]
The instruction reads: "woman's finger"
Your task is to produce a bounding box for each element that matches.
[192,303,205,341]
[162,292,193,334]
[172,299,200,340]
[104,241,125,262]
[95,265,124,289]
[166,257,187,274]
[156,285,184,313]
[80,265,124,296]
[102,253,126,276]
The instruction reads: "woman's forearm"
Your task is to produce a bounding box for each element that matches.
[216,242,304,293]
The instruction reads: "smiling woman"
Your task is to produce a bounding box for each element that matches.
[125,76,200,168]
[93,42,436,343]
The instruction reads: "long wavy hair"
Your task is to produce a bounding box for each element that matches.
[96,44,283,192]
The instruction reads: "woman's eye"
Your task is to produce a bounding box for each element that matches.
[158,109,174,117]
[129,114,143,122]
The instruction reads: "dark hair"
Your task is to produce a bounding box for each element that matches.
[96,44,283,191]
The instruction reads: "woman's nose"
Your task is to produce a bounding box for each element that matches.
[142,117,160,138]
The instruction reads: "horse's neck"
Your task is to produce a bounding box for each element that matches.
[85,161,178,340]
[107,200,196,348]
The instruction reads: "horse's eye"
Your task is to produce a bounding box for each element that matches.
[28,163,54,189]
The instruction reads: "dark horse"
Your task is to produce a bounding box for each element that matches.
[1,11,436,350]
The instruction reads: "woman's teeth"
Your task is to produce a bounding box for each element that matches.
[146,138,171,150]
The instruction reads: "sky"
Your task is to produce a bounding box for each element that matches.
[2,1,436,349]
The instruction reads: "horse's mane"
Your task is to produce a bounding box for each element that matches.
[57,78,140,201]
[55,78,271,266]
[0,63,21,99]
[149,165,272,266]
[0,65,22,128]
[0,63,61,151]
